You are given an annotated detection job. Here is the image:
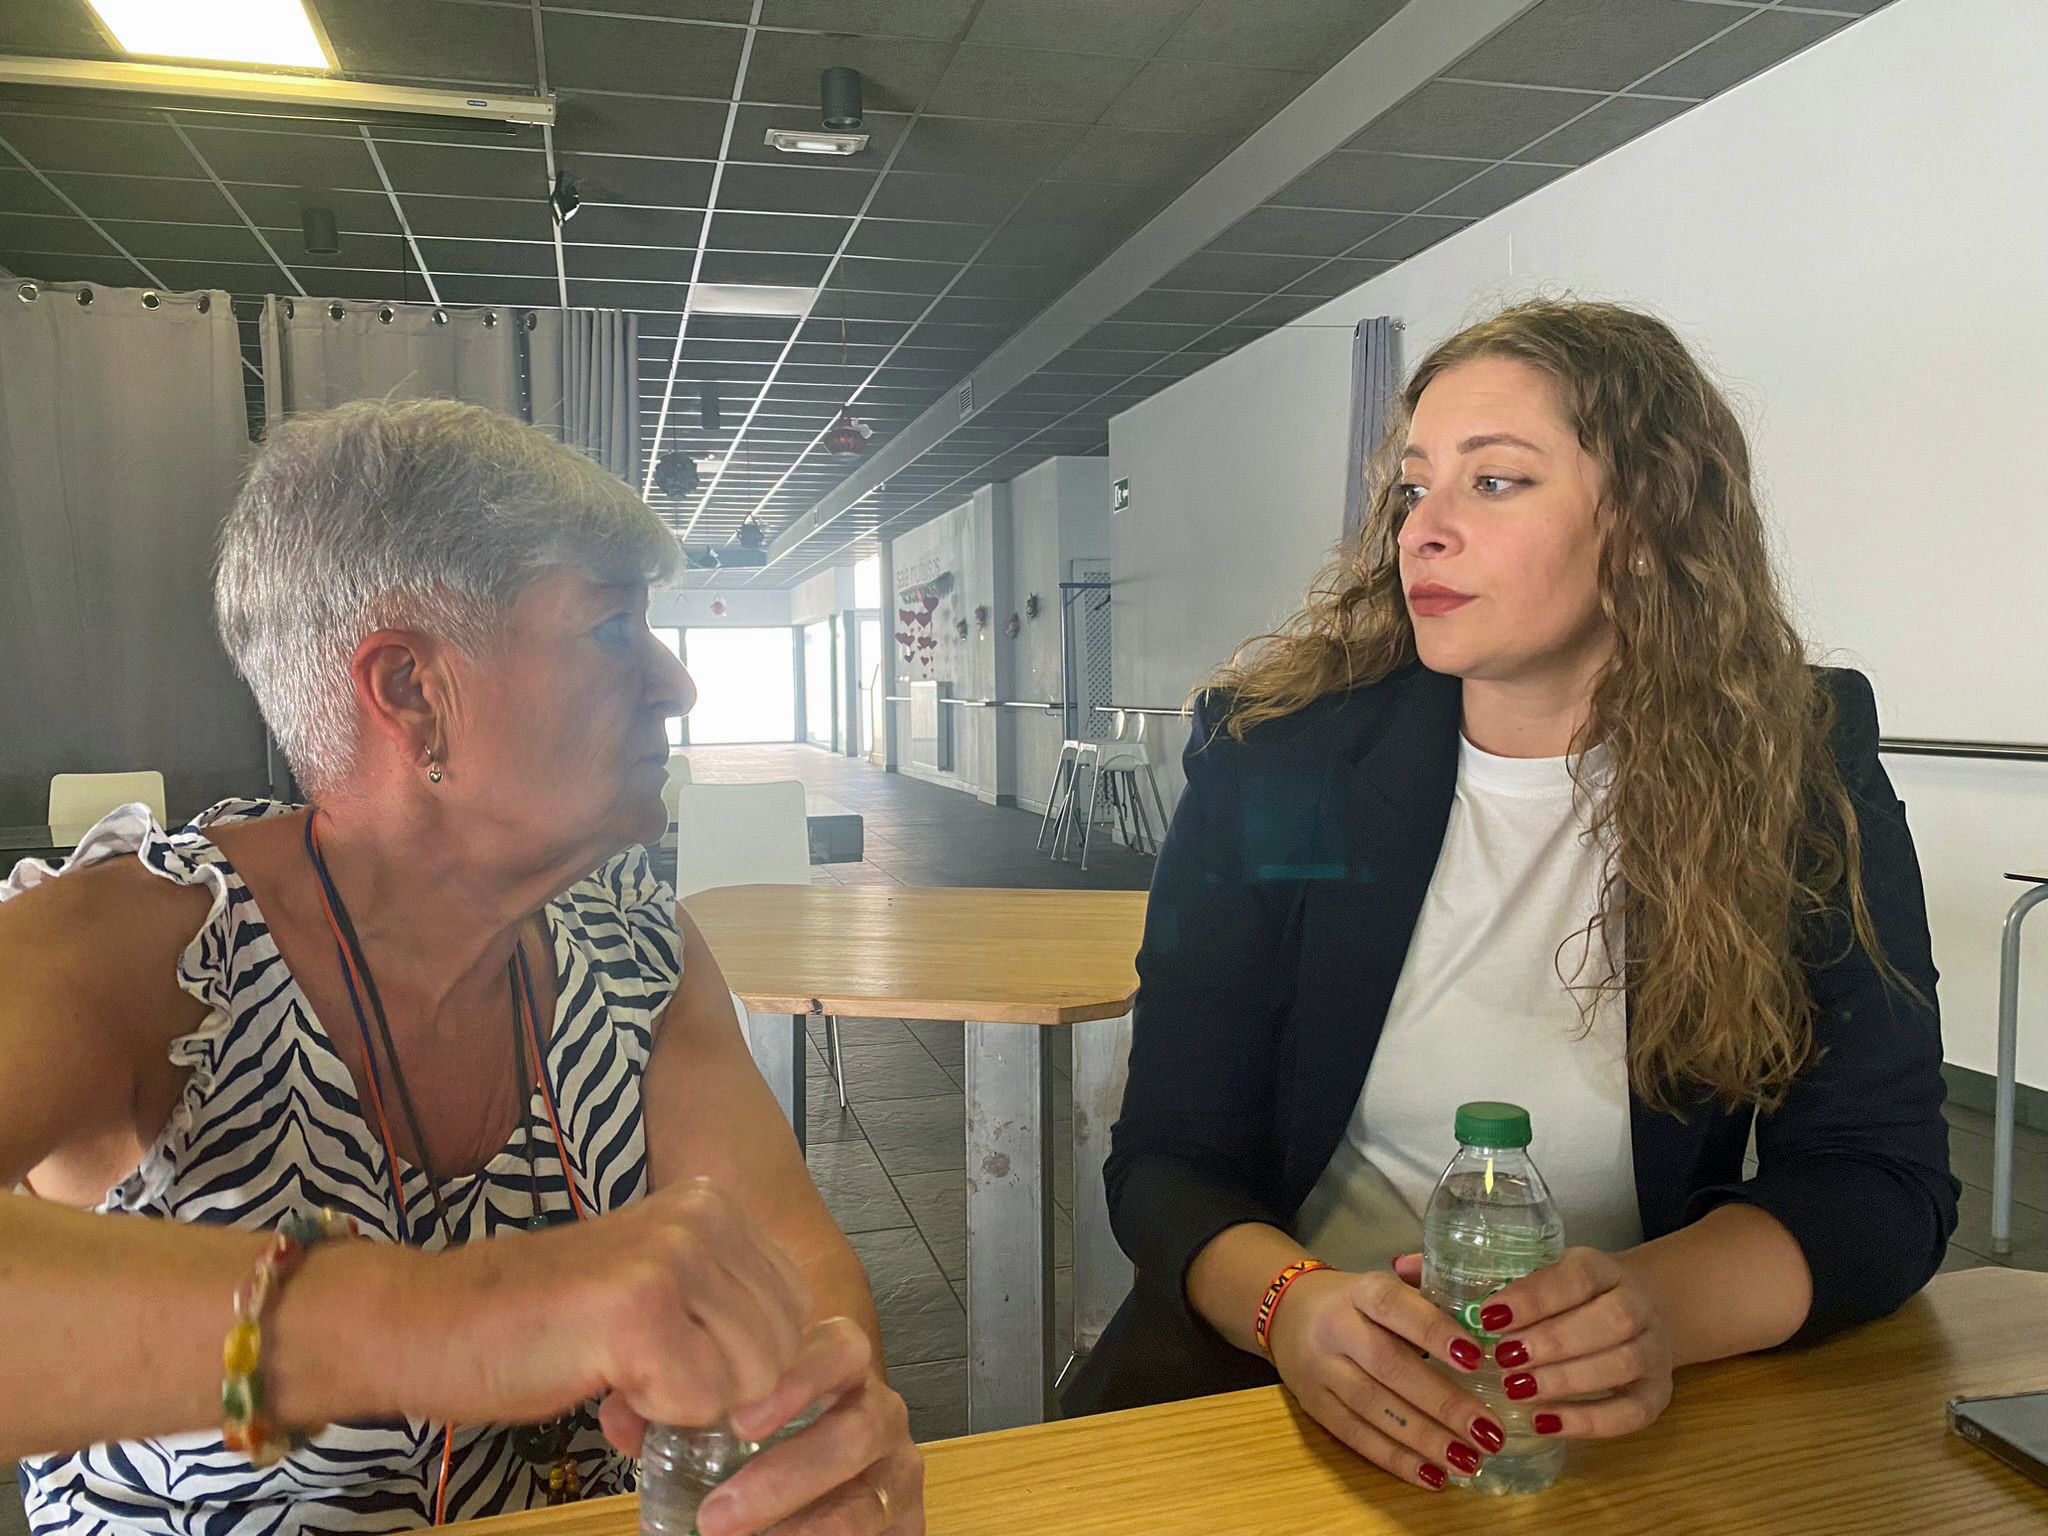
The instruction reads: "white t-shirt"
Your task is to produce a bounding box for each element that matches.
[1295,736,1643,1267]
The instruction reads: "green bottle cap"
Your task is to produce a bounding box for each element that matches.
[1454,1101,1532,1148]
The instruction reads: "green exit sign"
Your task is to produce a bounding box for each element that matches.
[1112,477,1130,513]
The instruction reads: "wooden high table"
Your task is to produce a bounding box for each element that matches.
[683,883,1148,1435]
[464,1267,2048,1535]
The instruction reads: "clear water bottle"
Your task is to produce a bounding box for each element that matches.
[639,1409,820,1536]
[1421,1101,1566,1495]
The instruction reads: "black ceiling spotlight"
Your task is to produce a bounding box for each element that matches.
[300,206,340,255]
[549,168,581,224]
[821,67,863,130]
[652,451,699,499]
[701,386,722,433]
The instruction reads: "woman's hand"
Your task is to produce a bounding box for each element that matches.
[434,1176,814,1435]
[1394,1247,1676,1440]
[675,1316,925,1536]
[1265,1268,1506,1491]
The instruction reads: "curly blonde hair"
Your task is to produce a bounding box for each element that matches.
[1210,298,1888,1114]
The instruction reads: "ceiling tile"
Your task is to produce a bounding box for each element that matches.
[1349,214,1469,261]
[847,220,992,262]
[323,0,537,86]
[1281,256,1397,298]
[708,211,854,253]
[106,221,275,266]
[0,250,146,287]
[742,31,954,112]
[566,204,705,246]
[1101,59,1313,136]
[0,1,116,57]
[174,125,376,189]
[829,255,957,294]
[758,0,978,40]
[1209,206,1392,256]
[824,289,932,321]
[1273,149,1486,212]
[554,92,728,160]
[964,0,1199,56]
[1049,124,1234,185]
[564,244,696,282]
[693,314,805,342]
[0,115,191,177]
[947,262,1065,301]
[1161,0,1405,71]
[1346,80,1592,160]
[698,248,833,285]
[924,46,1144,124]
[399,194,554,242]
[719,162,876,216]
[1158,249,1323,292]
[567,278,693,309]
[1109,288,1259,327]
[0,211,113,257]
[923,293,1040,327]
[1424,160,1569,219]
[1639,10,1852,101]
[543,0,755,18]
[375,141,549,199]
[1451,0,1737,93]
[726,105,912,166]
[235,185,401,237]
[49,173,232,224]
[543,13,744,96]
[416,237,559,278]
[868,171,1030,224]
[437,275,565,306]
[894,117,1087,179]
[1078,319,1211,351]
[977,220,1123,266]
[0,167,76,219]
[563,151,716,206]
[1512,94,1691,165]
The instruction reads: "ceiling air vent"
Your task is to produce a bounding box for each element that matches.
[957,380,973,420]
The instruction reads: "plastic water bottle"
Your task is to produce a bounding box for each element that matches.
[639,1409,820,1535]
[1422,1101,1566,1495]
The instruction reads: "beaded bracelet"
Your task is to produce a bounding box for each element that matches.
[221,1209,360,1464]
[1253,1258,1332,1356]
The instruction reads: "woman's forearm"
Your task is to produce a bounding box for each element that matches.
[1618,1202,1813,1367]
[1185,1221,1319,1356]
[1,1194,436,1462]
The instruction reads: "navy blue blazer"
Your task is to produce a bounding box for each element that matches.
[1066,663,1957,1415]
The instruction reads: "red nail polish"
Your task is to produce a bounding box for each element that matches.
[1504,1372,1538,1401]
[1445,1443,1482,1476]
[1471,1418,1506,1454]
[1448,1337,1482,1370]
[1534,1413,1564,1436]
[1480,1303,1514,1332]
[1494,1338,1530,1369]
[1418,1464,1446,1490]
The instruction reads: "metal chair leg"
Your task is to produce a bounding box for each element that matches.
[1035,750,1073,853]
[1143,766,1171,842]
[1994,881,2048,1254]
[826,1014,848,1108]
[1079,756,1106,872]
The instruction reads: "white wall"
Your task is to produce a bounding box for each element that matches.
[1011,456,1113,813]
[889,494,1000,799]
[1107,0,2048,1087]
[791,566,855,627]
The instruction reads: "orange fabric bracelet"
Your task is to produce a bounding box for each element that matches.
[1254,1258,1332,1355]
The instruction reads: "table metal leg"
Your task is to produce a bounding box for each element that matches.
[1994,883,2048,1255]
[965,1021,1055,1432]
[742,1005,809,1156]
[1071,1012,1135,1367]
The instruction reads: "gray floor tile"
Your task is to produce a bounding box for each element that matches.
[837,1041,962,1101]
[806,1139,914,1235]
[1952,1183,2048,1271]
[858,1093,966,1176]
[889,1358,969,1444]
[806,1094,867,1146]
[0,1475,22,1536]
[907,1019,965,1069]
[895,1166,1074,1284]
[850,1227,967,1367]
[1947,1123,2048,1212]
[1940,1244,1996,1274]
[810,1016,915,1050]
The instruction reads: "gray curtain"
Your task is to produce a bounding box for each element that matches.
[259,295,525,423]
[528,308,640,484]
[0,280,264,825]
[1344,316,1401,543]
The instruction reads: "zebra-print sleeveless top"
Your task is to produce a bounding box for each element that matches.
[7,799,683,1534]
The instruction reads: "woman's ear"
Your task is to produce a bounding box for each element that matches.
[348,628,448,771]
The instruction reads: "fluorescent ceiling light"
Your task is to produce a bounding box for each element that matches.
[696,456,726,471]
[686,283,818,318]
[765,127,869,157]
[0,55,553,124]
[88,0,333,70]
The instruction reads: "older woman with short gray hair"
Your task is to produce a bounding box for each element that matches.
[0,399,923,1534]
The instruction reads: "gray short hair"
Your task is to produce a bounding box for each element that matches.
[216,398,679,794]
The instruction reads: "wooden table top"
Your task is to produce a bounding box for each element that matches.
[459,1267,2048,1535]
[683,883,1146,1025]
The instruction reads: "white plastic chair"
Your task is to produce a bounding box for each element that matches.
[674,781,846,1106]
[49,771,167,829]
[1083,712,1170,869]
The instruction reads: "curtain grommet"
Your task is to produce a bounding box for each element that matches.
[523,311,537,331]
[432,308,448,324]
[75,287,93,307]
[328,301,346,321]
[196,294,211,314]
[281,297,295,319]
[14,280,37,303]
[378,306,395,324]
[140,291,161,309]
[483,310,498,327]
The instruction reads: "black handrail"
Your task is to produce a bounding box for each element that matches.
[1879,738,2048,764]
